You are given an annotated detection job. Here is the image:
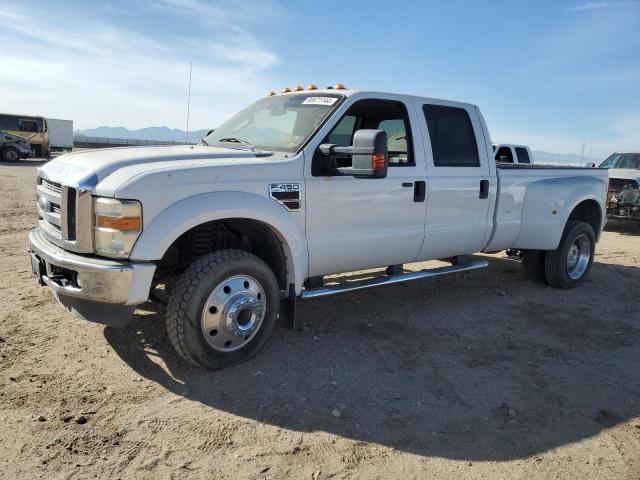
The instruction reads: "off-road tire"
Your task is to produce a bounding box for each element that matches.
[522,250,547,283]
[166,249,280,369]
[544,221,595,289]
[1,147,20,162]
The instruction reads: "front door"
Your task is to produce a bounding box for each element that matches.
[304,96,427,277]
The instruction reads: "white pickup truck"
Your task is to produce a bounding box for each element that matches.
[29,87,609,369]
[493,144,533,164]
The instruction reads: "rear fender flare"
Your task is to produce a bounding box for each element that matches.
[515,176,606,250]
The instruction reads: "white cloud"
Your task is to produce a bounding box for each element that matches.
[0,3,283,130]
[570,1,639,11]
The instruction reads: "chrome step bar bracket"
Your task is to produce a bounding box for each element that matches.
[299,259,489,300]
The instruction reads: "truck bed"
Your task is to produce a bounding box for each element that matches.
[485,164,609,253]
[497,163,605,170]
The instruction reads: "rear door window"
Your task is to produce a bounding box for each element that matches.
[422,105,480,167]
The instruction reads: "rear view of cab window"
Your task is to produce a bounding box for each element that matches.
[515,147,531,164]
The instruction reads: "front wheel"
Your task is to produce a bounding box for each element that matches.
[544,221,595,289]
[1,147,20,162]
[166,250,280,369]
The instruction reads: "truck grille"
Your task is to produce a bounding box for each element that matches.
[41,178,62,194]
[37,177,76,241]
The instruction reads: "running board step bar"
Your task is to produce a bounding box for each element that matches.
[299,259,489,300]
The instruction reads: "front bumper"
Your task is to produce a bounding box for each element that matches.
[29,228,156,326]
[18,145,33,156]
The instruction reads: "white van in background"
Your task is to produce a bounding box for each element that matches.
[46,118,74,152]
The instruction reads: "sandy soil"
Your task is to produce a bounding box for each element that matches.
[1,159,639,479]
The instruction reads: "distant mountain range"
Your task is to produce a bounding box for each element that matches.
[74,126,210,144]
[532,150,600,165]
[74,126,602,164]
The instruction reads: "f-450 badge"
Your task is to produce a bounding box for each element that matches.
[269,183,301,211]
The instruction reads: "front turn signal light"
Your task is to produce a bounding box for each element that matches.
[96,216,141,231]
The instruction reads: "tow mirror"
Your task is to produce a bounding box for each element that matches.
[319,129,388,178]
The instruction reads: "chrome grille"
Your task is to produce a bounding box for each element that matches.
[42,178,62,194]
[35,175,94,253]
[37,177,65,240]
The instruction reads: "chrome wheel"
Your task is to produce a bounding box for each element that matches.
[200,275,266,352]
[566,234,590,280]
[6,150,19,161]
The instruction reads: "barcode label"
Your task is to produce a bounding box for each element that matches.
[302,97,338,106]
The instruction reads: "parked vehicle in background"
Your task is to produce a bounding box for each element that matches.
[493,143,533,164]
[29,86,609,369]
[600,152,640,222]
[47,118,74,152]
[0,130,33,161]
[0,113,48,157]
[0,113,73,158]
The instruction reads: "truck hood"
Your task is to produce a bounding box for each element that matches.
[607,169,640,181]
[38,145,271,187]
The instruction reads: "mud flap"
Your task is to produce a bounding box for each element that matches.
[278,283,297,329]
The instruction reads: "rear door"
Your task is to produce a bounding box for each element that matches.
[413,99,493,259]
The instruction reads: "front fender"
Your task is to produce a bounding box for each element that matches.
[515,176,606,250]
[130,191,308,293]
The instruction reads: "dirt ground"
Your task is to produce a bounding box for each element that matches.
[1,159,639,480]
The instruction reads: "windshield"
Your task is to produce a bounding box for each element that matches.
[203,93,344,153]
[599,153,640,169]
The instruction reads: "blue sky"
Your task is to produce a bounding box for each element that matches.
[0,0,638,158]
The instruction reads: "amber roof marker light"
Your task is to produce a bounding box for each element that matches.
[294,85,304,91]
[282,86,292,93]
[307,83,318,90]
[334,83,346,90]
[267,91,277,96]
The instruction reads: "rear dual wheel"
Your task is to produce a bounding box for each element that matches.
[521,221,595,289]
[544,221,595,289]
[166,250,280,369]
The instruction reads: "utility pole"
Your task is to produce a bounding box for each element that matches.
[185,61,192,144]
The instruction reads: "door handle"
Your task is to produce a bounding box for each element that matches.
[479,179,489,199]
[414,181,426,202]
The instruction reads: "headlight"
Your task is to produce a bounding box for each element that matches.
[93,197,142,258]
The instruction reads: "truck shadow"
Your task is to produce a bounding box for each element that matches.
[104,255,640,461]
[0,159,49,167]
[604,220,640,236]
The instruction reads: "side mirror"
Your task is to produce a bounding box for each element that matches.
[319,129,388,178]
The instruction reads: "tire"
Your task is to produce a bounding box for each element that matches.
[522,250,547,283]
[544,221,595,289]
[1,147,20,162]
[166,249,280,369]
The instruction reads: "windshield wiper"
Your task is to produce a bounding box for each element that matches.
[199,137,210,146]
[217,137,260,152]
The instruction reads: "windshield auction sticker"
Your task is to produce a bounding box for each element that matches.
[302,97,338,106]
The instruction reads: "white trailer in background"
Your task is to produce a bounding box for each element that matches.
[46,118,73,152]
